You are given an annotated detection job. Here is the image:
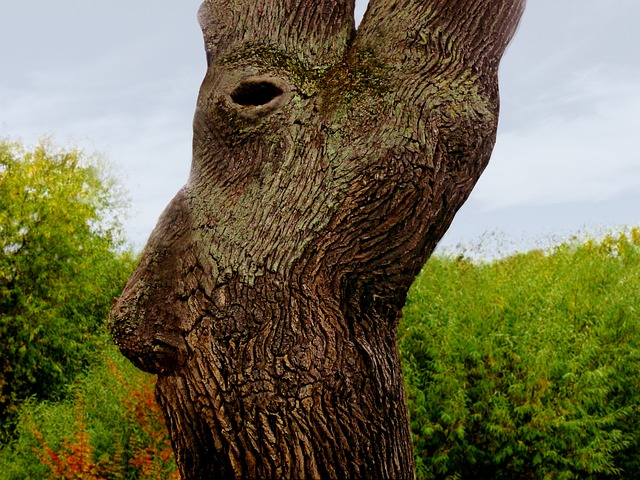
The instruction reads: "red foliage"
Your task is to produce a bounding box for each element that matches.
[107,359,178,478]
[31,404,107,479]
[30,360,179,479]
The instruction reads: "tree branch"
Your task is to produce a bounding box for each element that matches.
[198,0,356,66]
[356,0,526,75]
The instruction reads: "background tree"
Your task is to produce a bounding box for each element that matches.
[110,0,525,478]
[0,138,133,435]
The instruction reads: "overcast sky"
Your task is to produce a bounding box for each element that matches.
[1,0,639,257]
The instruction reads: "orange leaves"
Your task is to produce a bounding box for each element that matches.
[26,355,179,479]
[31,405,108,480]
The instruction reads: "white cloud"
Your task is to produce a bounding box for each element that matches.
[472,65,640,211]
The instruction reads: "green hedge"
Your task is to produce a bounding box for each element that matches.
[400,230,640,479]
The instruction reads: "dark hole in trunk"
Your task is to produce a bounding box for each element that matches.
[231,81,284,106]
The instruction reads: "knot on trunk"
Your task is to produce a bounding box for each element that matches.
[230,78,285,106]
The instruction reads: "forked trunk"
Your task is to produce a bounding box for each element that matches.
[110,0,525,478]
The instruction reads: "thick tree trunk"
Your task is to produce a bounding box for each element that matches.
[110,0,525,478]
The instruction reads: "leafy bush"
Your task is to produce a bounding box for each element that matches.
[0,138,135,431]
[400,229,640,479]
[0,344,178,480]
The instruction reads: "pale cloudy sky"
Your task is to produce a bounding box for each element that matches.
[1,1,639,256]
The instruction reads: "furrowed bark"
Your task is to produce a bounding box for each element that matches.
[110,1,525,478]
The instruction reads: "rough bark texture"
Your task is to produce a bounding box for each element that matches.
[109,1,525,478]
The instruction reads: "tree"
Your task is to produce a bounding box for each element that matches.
[110,1,525,478]
[0,139,132,433]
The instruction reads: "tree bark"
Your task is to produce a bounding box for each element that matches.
[109,0,525,478]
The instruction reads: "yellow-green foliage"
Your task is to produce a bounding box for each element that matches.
[0,138,135,434]
[400,230,640,479]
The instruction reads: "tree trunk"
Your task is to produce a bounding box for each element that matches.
[109,0,525,478]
